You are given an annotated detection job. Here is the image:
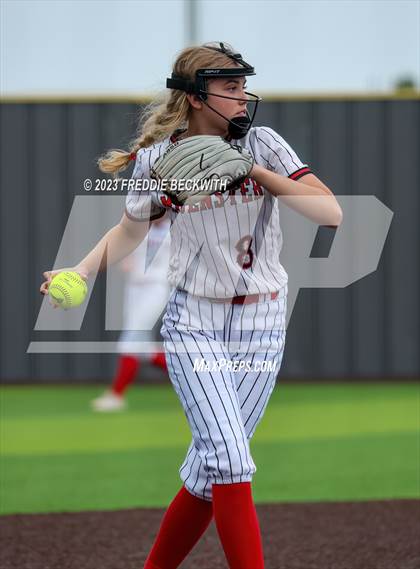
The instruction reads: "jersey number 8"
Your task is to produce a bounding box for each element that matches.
[236,235,254,269]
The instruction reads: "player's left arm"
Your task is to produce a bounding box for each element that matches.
[249,127,342,226]
[250,164,342,226]
[295,172,334,196]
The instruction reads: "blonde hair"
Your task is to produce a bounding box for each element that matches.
[98,42,239,175]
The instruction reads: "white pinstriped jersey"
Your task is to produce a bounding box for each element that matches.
[125,126,311,299]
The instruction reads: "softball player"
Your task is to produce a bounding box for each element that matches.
[40,42,342,568]
[91,215,170,412]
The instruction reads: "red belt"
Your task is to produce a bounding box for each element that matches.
[211,291,279,305]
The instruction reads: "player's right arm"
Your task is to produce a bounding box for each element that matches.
[40,212,151,295]
[40,147,166,295]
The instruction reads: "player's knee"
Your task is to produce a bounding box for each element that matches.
[207,445,256,483]
[211,464,256,484]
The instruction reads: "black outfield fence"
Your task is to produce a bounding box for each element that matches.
[0,95,419,381]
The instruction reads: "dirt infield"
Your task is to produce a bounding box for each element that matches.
[1,500,419,569]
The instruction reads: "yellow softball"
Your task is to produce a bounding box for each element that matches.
[48,271,88,309]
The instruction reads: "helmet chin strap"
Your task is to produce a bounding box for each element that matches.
[199,97,256,139]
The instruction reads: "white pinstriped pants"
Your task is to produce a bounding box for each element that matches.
[161,287,287,501]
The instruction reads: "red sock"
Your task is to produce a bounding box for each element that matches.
[112,355,140,396]
[151,352,167,372]
[212,482,264,569]
[144,486,213,569]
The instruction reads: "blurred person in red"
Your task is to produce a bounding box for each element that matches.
[91,215,170,412]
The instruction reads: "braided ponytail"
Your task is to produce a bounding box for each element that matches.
[97,90,189,175]
[98,43,237,176]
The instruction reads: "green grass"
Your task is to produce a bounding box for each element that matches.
[1,383,419,514]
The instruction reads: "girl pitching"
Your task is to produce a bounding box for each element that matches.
[40,42,342,568]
